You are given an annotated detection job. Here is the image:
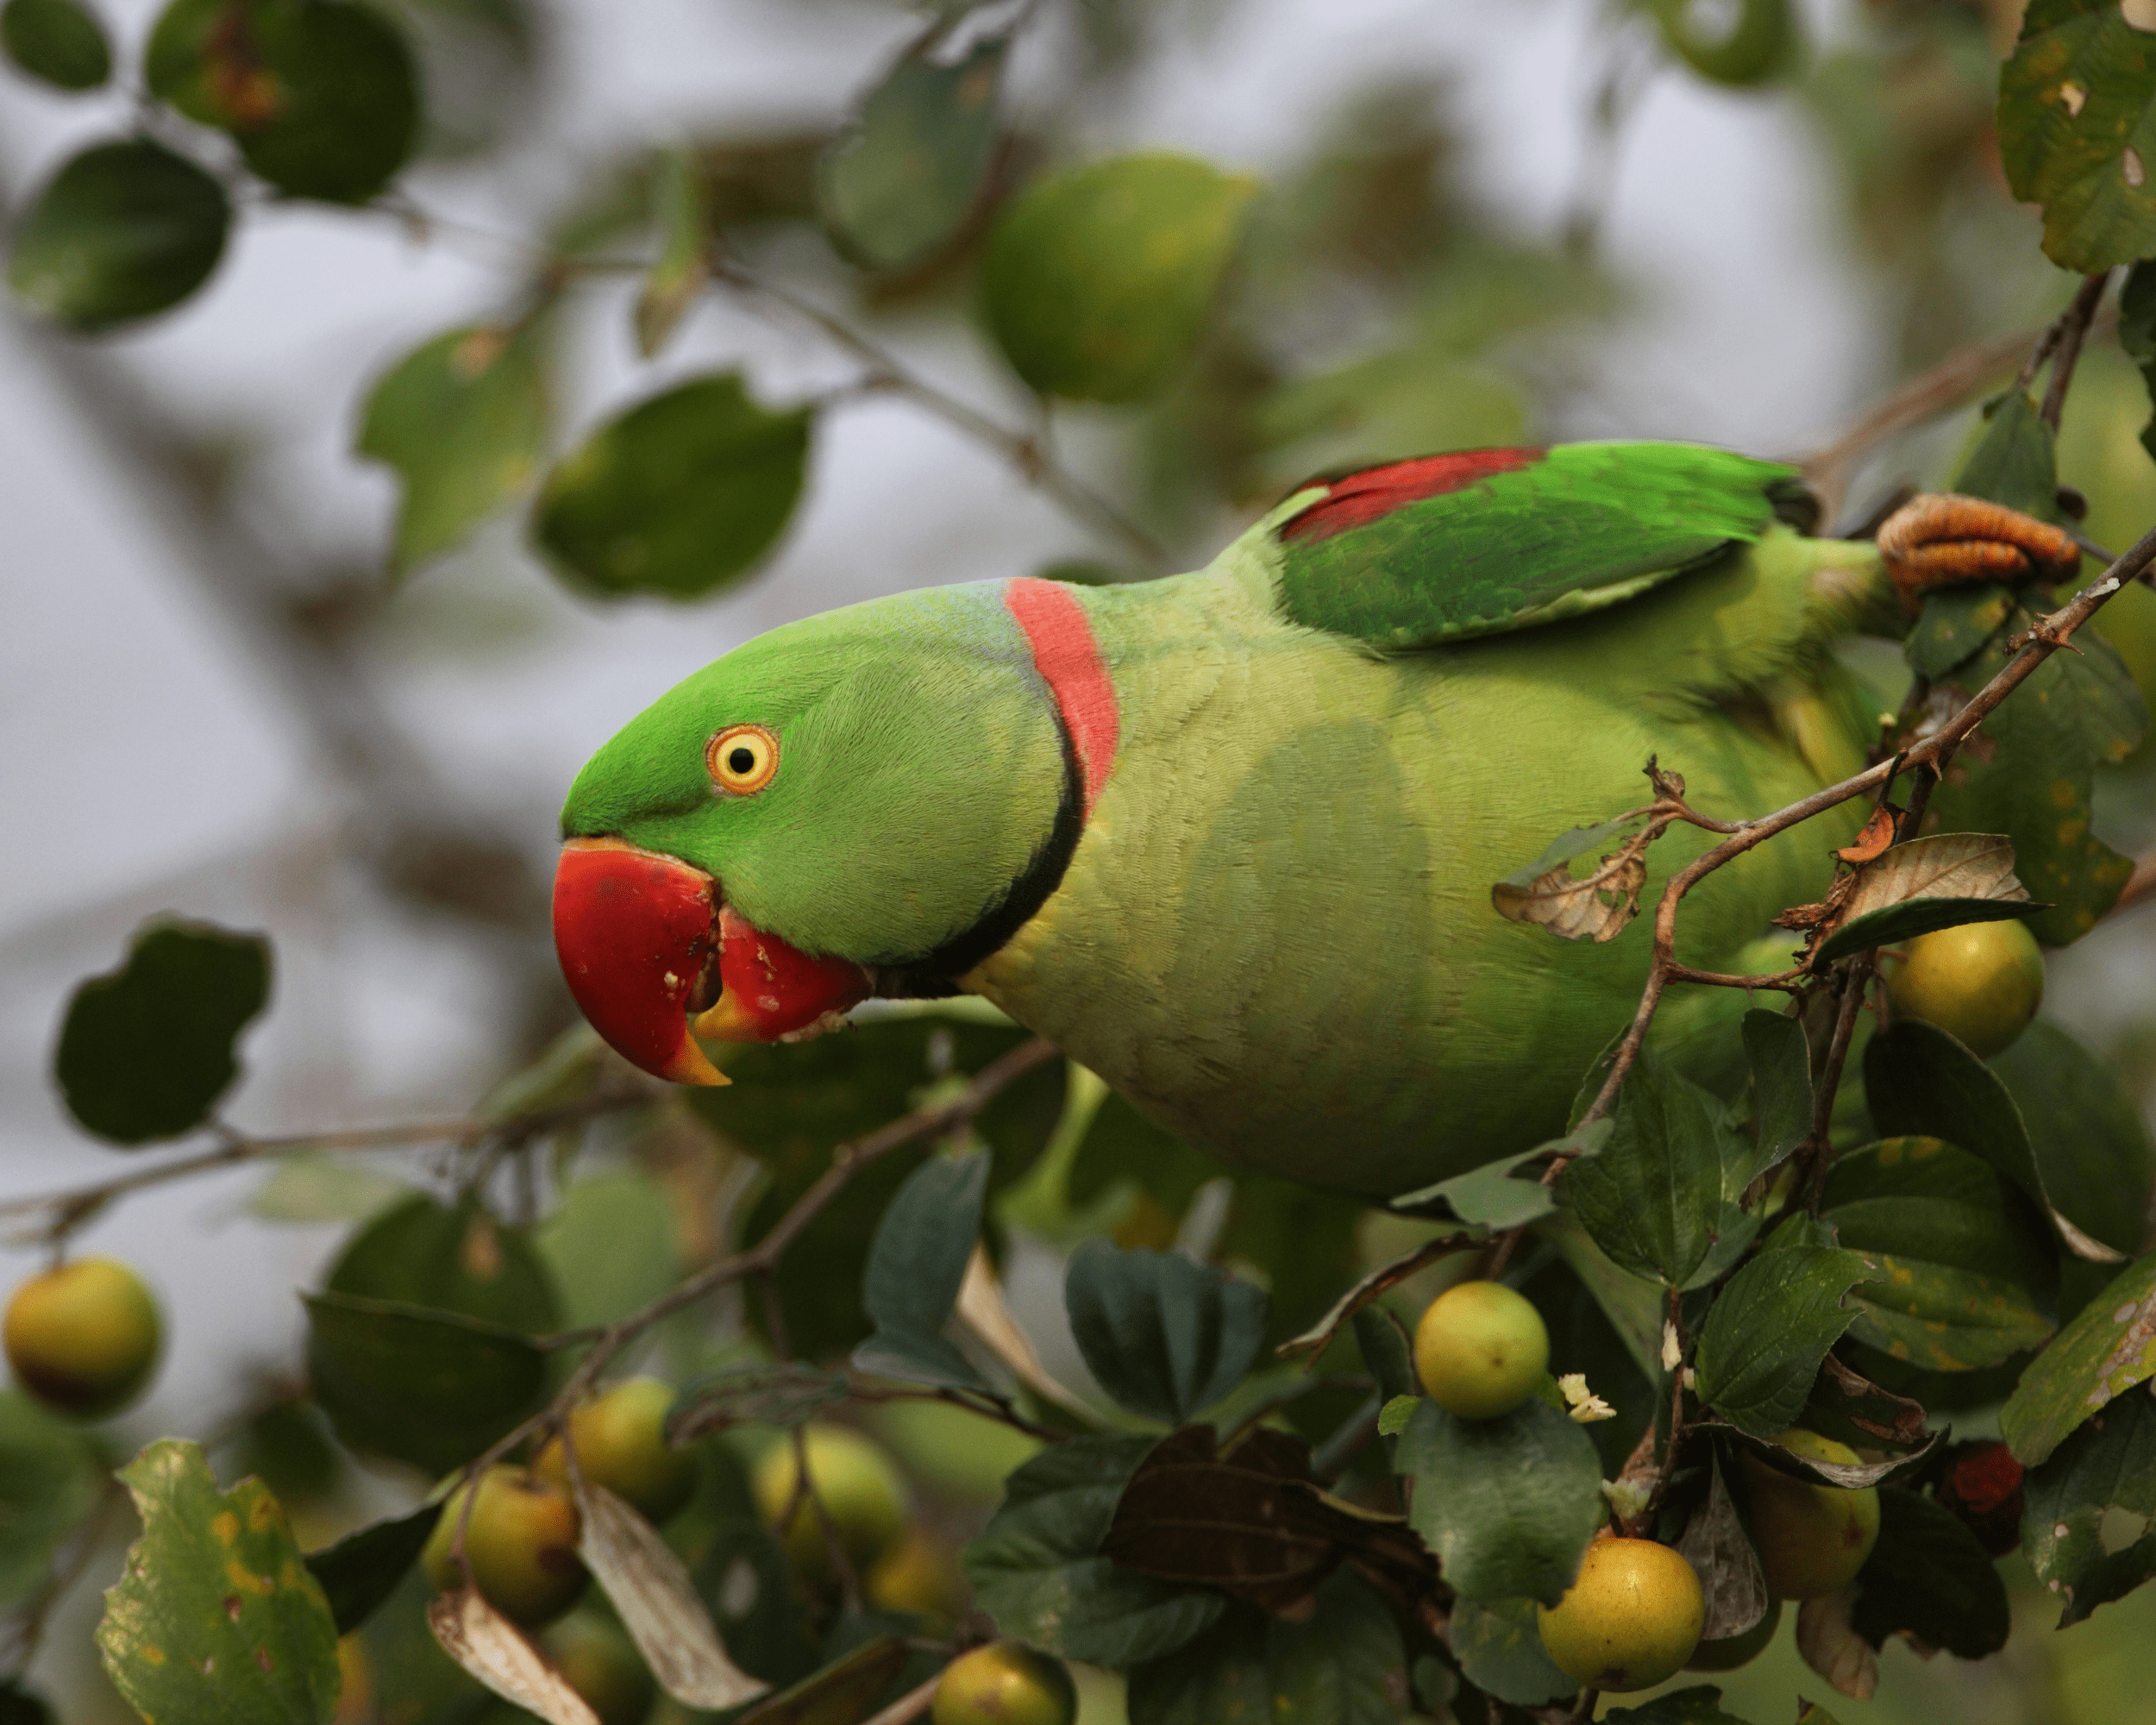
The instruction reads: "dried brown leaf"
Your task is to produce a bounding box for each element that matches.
[1797,1589,1879,1702]
[427,1589,602,1725]
[1674,1456,1769,1641]
[1837,831,2028,921]
[1835,806,1900,865]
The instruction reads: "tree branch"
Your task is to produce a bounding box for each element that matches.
[2039,273,2113,434]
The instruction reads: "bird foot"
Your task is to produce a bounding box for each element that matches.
[1875,493,2082,610]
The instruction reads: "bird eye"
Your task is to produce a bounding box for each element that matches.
[706,724,779,795]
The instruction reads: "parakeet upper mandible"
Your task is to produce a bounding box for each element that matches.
[548,441,2074,1198]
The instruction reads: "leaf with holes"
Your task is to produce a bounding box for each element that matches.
[304,1502,440,1635]
[1998,0,2156,272]
[7,138,228,329]
[1848,1488,2009,1659]
[55,919,268,1145]
[1693,1227,1880,1436]
[2001,1247,2156,1465]
[854,1150,989,1390]
[2021,1385,2156,1626]
[1812,833,2041,964]
[97,1440,341,1725]
[1491,813,1655,943]
[2,0,109,87]
[1064,1242,1267,1424]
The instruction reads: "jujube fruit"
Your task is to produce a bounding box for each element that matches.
[1735,1429,1880,1600]
[1536,1536,1705,1692]
[420,1465,588,1626]
[532,1376,697,1523]
[1413,1280,1549,1420]
[752,1424,910,1574]
[3,1257,163,1418]
[931,1641,1076,1725]
[1882,920,2044,1058]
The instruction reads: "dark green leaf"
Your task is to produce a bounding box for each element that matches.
[1352,1306,1415,1406]
[1991,1019,2156,1258]
[1559,1047,1758,1290]
[1602,1687,1751,1723]
[635,144,708,359]
[323,1191,561,1333]
[534,1169,681,1331]
[304,1502,441,1634]
[1694,1232,1878,1436]
[2124,261,2156,464]
[1952,388,2060,520]
[145,0,418,202]
[1065,1241,1267,1424]
[1535,1208,1669,1384]
[1395,1397,1602,1605]
[667,1364,849,1442]
[693,1516,814,1688]
[1448,1594,1572,1707]
[54,918,268,1145]
[0,1391,105,1610]
[1848,1487,2009,1659]
[1,0,109,88]
[963,1435,1225,1665]
[302,1291,548,1474]
[1819,897,2046,964]
[7,138,228,329]
[2021,1383,2156,1626]
[818,28,1006,273]
[2000,1247,2156,1465]
[1800,1352,1931,1454]
[854,1148,988,1390]
[733,1634,907,1725]
[1125,1569,1405,1725]
[0,1679,54,1725]
[355,321,548,574]
[1741,1008,1810,1179]
[1998,0,2156,272]
[1905,583,2016,682]
[1393,1120,1608,1229]
[981,151,1258,402]
[533,373,812,600]
[97,1440,341,1725]
[1824,1136,2058,1371]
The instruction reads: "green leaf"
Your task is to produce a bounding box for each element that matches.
[304,1502,440,1634]
[1646,0,1796,85]
[1693,1230,1879,1436]
[1375,1396,1419,1437]
[55,918,268,1145]
[1823,1137,2058,1371]
[354,321,549,574]
[1124,1569,1405,1725]
[323,1191,561,1334]
[1448,1594,1573,1707]
[981,152,1259,403]
[1848,1487,2009,1658]
[145,0,418,202]
[1393,1120,1608,1230]
[854,1149,989,1390]
[535,1170,682,1332]
[97,1440,340,1725]
[1559,1047,1758,1290]
[302,1292,548,1474]
[2001,1247,2156,1465]
[818,27,1006,273]
[1952,388,2061,520]
[1395,1397,1603,1605]
[247,1155,410,1225]
[1906,583,2017,682]
[1602,1687,1751,1723]
[1064,1241,1267,1424]
[1991,1019,2156,1258]
[635,144,709,359]
[965,1435,1224,1665]
[0,1391,105,1610]
[6,136,228,329]
[0,1679,54,1725]
[1741,1008,1810,1180]
[1998,0,2156,272]
[533,373,812,600]
[1813,832,2042,965]
[2123,261,2156,463]
[2021,1382,2156,1626]
[668,1364,849,1441]
[731,1635,906,1725]
[1,0,109,88]
[1534,1208,1668,1385]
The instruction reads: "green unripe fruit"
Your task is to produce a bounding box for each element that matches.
[867,1529,968,1627]
[421,1465,588,1626]
[751,1425,910,1575]
[931,1641,1076,1725]
[1882,920,2044,1058]
[1685,1598,1782,1671]
[544,1609,655,1725]
[1536,1536,1705,1692]
[3,1257,162,1418]
[533,1377,697,1523]
[1413,1280,1549,1419]
[1736,1430,1880,1601]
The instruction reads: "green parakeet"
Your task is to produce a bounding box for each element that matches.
[548,442,2065,1198]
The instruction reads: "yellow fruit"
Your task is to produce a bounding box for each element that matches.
[1413,1280,1549,1420]
[544,1609,655,1725]
[1536,1537,1706,1692]
[931,1641,1077,1725]
[1736,1430,1880,1601]
[532,1377,697,1523]
[1882,920,2044,1058]
[421,1465,588,1626]
[867,1529,968,1626]
[3,1257,162,1418]
[752,1425,910,1575]
[1685,1598,1782,1672]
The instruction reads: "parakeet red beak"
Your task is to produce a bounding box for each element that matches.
[552,837,872,1086]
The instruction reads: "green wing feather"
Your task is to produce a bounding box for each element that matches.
[1272,440,1810,648]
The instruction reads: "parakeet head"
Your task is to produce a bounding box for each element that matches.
[552,579,1102,1084]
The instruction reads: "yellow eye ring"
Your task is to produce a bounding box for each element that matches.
[706,724,779,795]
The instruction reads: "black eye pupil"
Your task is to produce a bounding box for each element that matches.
[728,747,756,775]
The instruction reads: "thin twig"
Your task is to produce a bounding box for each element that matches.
[2039,273,2113,433]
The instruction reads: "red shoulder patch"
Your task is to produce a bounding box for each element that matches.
[1279,447,1545,545]
[1005,577,1119,817]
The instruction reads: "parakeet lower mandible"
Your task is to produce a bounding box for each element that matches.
[549,442,2077,1198]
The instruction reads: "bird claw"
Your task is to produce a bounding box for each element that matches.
[1875,492,2083,610]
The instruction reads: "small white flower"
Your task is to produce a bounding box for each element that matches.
[1558,1372,1616,1423]
[1601,1477,1651,1519]
[1661,1320,1683,1372]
